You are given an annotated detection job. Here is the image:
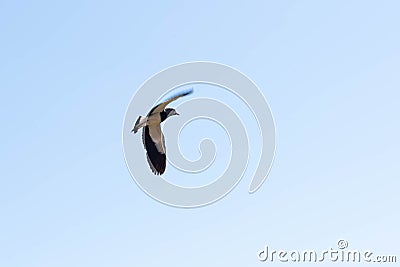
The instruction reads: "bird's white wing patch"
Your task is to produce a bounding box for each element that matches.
[148,124,166,154]
[149,89,193,114]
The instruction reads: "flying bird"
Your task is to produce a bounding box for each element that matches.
[131,89,193,175]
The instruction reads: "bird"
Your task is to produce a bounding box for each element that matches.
[131,89,193,175]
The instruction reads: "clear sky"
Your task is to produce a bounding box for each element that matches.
[1,1,399,266]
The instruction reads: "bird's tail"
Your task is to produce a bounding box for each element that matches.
[132,116,147,133]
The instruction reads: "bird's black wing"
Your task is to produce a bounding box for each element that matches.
[142,125,166,175]
[147,89,193,116]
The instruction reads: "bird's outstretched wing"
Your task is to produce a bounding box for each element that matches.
[142,124,166,175]
[147,88,193,115]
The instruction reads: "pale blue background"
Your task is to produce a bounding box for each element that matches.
[1,1,399,266]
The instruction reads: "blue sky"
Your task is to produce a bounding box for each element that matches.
[1,1,399,266]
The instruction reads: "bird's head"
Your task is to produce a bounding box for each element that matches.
[165,108,179,118]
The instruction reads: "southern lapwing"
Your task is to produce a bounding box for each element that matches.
[132,89,193,175]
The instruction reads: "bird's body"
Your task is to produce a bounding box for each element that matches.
[132,89,193,175]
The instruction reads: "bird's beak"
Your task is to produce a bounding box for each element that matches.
[176,112,180,116]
